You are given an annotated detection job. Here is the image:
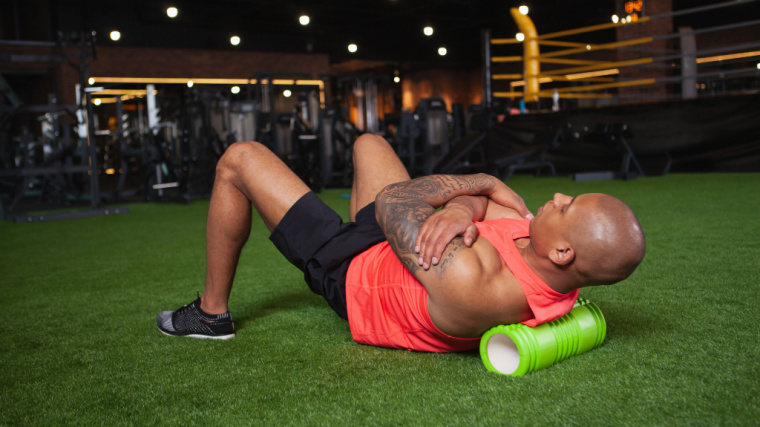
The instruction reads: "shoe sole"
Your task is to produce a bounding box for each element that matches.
[157,326,235,340]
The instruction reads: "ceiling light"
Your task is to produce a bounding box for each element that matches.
[283,89,292,97]
[348,43,357,53]
[93,98,102,106]
[423,26,433,36]
[299,15,310,25]
[167,7,178,18]
[187,81,194,87]
[516,32,525,42]
[231,86,240,94]
[88,77,95,85]
[611,14,619,23]
[394,76,400,83]
[438,47,447,56]
[230,35,240,46]
[110,30,121,41]
[518,5,529,15]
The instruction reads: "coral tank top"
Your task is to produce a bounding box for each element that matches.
[345,218,579,352]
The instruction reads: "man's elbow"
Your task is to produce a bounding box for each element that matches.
[374,185,395,223]
[374,182,397,206]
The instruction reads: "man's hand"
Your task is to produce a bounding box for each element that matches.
[415,197,485,270]
[487,181,534,221]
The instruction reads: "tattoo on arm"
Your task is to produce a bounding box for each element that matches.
[375,174,495,275]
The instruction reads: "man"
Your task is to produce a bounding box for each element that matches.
[157,134,645,351]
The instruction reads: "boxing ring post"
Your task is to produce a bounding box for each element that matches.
[485,0,760,105]
[510,8,540,103]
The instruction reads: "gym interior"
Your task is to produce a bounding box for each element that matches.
[1,0,758,424]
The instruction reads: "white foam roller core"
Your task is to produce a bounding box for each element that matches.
[486,333,521,375]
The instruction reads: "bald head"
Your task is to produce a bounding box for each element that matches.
[567,194,646,285]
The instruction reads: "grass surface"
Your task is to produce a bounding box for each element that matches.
[1,173,758,425]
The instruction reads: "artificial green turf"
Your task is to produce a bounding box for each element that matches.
[1,173,758,425]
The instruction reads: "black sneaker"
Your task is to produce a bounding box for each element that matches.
[157,297,235,340]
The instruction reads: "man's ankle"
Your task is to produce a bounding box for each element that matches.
[199,297,228,316]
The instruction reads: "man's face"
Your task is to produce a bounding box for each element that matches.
[532,193,576,229]
[529,193,598,249]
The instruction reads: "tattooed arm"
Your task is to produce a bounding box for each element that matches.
[374,174,496,273]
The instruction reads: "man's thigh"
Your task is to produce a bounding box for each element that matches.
[350,134,410,221]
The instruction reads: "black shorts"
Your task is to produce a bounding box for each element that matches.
[269,192,387,319]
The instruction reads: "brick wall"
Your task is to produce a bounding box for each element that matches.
[402,69,482,112]
[1,44,330,106]
[91,46,330,80]
[615,0,674,103]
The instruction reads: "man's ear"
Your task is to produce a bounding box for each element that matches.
[549,245,575,266]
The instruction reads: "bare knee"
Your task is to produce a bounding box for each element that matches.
[353,134,390,162]
[217,141,268,175]
[354,134,388,150]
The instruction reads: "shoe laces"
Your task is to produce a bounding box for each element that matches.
[173,292,201,318]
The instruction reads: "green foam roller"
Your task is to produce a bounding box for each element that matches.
[480,297,606,376]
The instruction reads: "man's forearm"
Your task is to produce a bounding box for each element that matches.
[376,174,497,212]
[444,195,489,222]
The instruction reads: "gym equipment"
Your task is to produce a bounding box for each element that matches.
[480,297,606,376]
[288,104,322,192]
[393,97,452,177]
[572,123,645,182]
[433,106,494,174]
[450,103,466,145]
[0,32,131,222]
[416,98,450,176]
[335,76,387,135]
[318,105,358,187]
[435,106,561,180]
[391,111,420,174]
[141,87,227,203]
[487,125,563,181]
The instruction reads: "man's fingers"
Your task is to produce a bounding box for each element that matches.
[463,225,479,246]
[491,183,534,219]
[430,239,448,265]
[520,206,534,220]
[515,199,534,220]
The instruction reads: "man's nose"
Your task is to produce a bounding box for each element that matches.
[553,193,572,206]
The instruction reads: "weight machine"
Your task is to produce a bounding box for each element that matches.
[390,97,452,177]
[0,32,129,222]
[139,86,228,203]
